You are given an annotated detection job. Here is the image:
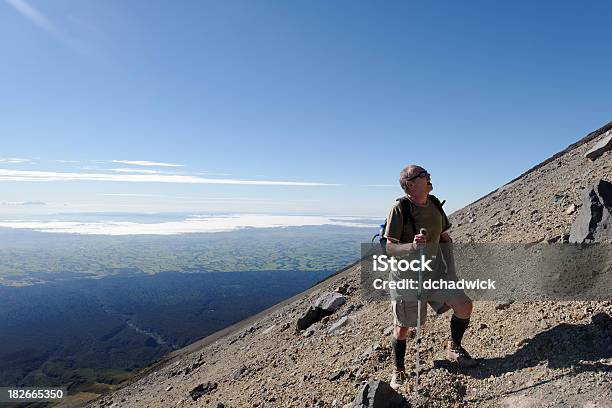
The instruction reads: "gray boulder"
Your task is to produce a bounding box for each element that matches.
[314,292,346,312]
[350,380,404,408]
[585,132,612,160]
[296,306,327,331]
[296,292,347,331]
[569,180,612,243]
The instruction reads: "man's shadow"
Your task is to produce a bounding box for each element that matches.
[432,312,611,379]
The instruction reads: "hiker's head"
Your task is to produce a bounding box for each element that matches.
[399,165,432,196]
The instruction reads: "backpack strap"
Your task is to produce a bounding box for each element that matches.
[428,194,450,230]
[397,197,417,237]
[428,194,445,211]
[397,195,448,238]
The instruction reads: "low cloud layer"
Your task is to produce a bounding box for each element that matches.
[1,201,46,206]
[111,160,183,167]
[0,157,31,164]
[0,214,374,235]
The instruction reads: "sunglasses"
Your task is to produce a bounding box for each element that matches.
[407,170,430,181]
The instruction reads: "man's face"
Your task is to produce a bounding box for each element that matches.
[406,167,433,195]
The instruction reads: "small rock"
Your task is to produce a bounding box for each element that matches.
[479,323,488,330]
[340,305,356,318]
[328,316,350,334]
[349,380,403,408]
[585,132,612,160]
[165,386,173,392]
[495,300,514,310]
[515,338,529,348]
[189,382,217,401]
[336,283,350,294]
[383,326,393,336]
[565,204,577,215]
[328,369,345,381]
[230,366,247,380]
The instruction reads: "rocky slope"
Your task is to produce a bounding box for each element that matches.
[81,122,611,408]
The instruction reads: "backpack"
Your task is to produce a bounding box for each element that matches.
[373,195,447,255]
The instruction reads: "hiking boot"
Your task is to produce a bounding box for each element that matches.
[445,340,477,367]
[390,369,407,390]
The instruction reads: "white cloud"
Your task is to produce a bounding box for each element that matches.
[0,168,340,186]
[0,214,373,235]
[111,160,184,168]
[102,193,164,198]
[194,171,232,177]
[0,157,31,164]
[5,0,58,35]
[5,0,91,56]
[1,201,46,206]
[101,194,321,205]
[111,168,161,174]
[193,171,232,176]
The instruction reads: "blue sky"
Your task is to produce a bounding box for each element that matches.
[1,0,611,218]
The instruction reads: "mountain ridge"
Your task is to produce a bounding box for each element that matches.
[469,120,612,208]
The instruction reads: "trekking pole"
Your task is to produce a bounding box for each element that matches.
[415,227,427,399]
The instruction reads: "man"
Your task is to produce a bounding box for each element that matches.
[385,164,476,391]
